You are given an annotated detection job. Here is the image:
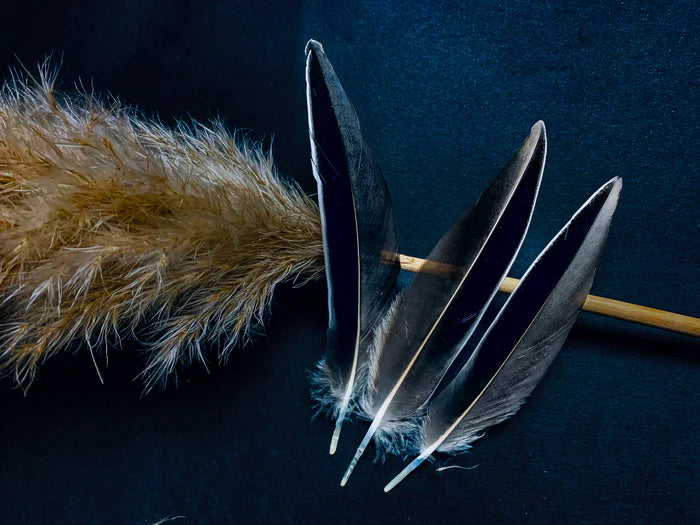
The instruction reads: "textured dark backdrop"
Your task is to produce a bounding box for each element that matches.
[0,1,698,523]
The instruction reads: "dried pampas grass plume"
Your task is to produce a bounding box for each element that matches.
[0,65,324,392]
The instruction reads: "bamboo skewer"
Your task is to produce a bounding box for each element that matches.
[397,254,700,338]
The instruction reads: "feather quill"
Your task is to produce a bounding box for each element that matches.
[0,65,324,391]
[384,177,622,492]
[341,122,547,484]
[305,41,400,453]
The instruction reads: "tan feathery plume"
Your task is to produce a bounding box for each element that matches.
[0,66,324,392]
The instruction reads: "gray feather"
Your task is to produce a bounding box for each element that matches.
[384,177,622,491]
[305,40,400,453]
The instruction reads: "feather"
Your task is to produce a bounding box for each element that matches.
[341,122,547,485]
[0,65,324,391]
[384,177,622,492]
[305,41,400,453]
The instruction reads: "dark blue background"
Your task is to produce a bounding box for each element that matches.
[0,1,697,523]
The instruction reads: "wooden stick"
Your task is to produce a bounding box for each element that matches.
[397,254,700,338]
